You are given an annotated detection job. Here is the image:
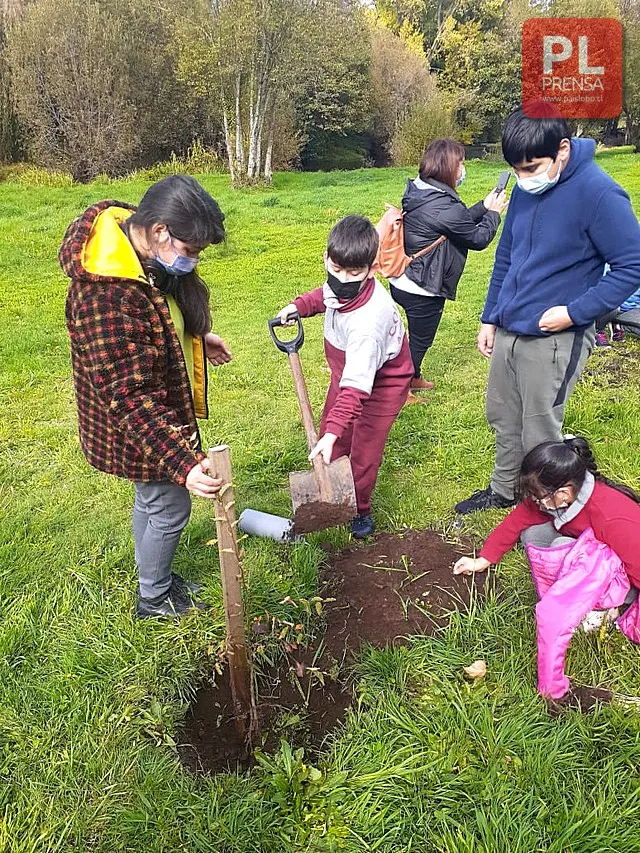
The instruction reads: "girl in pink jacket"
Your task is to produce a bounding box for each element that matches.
[454,437,640,698]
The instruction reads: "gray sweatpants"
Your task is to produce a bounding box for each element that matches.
[520,522,574,549]
[486,326,594,500]
[133,481,192,601]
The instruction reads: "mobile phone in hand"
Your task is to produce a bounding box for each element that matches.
[495,171,511,193]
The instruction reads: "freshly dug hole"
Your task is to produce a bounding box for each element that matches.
[178,528,487,774]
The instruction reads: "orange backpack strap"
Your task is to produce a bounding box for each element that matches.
[410,234,447,261]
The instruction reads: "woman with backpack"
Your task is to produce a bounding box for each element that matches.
[389,139,507,404]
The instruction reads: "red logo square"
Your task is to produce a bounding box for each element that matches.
[522,18,622,119]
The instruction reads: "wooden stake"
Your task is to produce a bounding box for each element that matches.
[208,445,258,744]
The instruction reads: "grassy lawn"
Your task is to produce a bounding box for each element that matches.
[1,154,640,852]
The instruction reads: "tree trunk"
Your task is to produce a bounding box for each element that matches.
[255,111,264,179]
[247,85,264,180]
[246,122,258,179]
[246,86,257,178]
[220,84,236,185]
[246,55,255,178]
[247,34,273,181]
[264,98,276,183]
[234,70,245,175]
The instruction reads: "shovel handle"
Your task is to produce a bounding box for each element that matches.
[277,321,334,500]
[268,312,304,354]
[288,351,319,452]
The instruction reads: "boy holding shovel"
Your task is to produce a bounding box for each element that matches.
[277,215,413,538]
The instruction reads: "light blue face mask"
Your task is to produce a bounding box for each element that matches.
[516,159,562,195]
[456,164,466,188]
[156,233,199,276]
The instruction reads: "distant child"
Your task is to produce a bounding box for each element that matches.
[453,437,640,697]
[594,317,625,349]
[594,275,640,347]
[276,215,413,538]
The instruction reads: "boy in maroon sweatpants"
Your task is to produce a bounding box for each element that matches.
[277,215,413,538]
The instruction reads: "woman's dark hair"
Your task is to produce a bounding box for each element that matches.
[419,139,465,191]
[501,105,572,167]
[326,215,378,269]
[128,174,226,336]
[519,437,640,504]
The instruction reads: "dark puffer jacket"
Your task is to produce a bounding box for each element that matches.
[402,177,500,299]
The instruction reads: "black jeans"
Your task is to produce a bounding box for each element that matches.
[390,285,446,378]
[595,309,623,333]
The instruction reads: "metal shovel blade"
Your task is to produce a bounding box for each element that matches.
[290,454,357,535]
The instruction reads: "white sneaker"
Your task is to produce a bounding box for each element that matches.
[581,608,619,633]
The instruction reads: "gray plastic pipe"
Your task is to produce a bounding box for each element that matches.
[238,509,300,543]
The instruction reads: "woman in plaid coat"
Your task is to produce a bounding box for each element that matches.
[60,175,231,619]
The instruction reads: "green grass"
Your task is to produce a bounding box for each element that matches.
[1,155,640,852]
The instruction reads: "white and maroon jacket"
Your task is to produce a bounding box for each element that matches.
[294,278,413,437]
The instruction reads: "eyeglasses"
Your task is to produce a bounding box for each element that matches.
[530,490,558,507]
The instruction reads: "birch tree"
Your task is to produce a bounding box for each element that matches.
[209,0,305,184]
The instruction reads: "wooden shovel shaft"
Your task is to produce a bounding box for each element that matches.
[287,351,333,500]
[287,352,318,450]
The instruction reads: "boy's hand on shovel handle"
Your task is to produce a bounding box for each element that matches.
[453,556,491,575]
[309,432,338,465]
[277,303,298,326]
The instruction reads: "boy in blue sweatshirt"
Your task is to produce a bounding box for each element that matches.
[456,105,640,514]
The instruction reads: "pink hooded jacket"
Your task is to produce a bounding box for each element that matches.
[526,527,640,699]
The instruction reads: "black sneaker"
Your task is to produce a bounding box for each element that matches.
[136,580,210,619]
[171,573,204,598]
[351,513,374,539]
[136,591,201,620]
[169,575,209,611]
[454,486,515,515]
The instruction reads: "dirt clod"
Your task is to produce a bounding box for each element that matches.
[292,500,356,535]
[546,685,614,716]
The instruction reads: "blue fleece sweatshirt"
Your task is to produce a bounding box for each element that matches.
[481,138,640,336]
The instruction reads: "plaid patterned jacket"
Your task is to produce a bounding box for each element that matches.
[60,200,205,486]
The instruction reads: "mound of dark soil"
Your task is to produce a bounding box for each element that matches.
[320,529,487,661]
[546,685,614,716]
[178,528,487,774]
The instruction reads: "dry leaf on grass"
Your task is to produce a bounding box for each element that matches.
[463,659,487,680]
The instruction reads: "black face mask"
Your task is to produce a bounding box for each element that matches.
[327,269,368,301]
